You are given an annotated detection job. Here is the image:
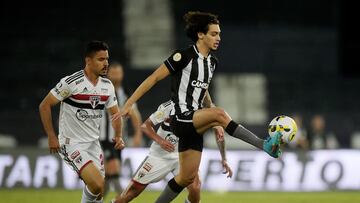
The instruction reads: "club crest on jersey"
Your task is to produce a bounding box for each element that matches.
[89,95,101,109]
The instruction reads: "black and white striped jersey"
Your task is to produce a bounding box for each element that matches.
[164,45,218,115]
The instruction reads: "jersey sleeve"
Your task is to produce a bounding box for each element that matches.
[149,102,173,125]
[164,49,189,74]
[50,77,72,101]
[105,84,118,109]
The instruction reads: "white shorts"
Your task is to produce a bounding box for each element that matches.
[132,155,179,185]
[58,140,105,177]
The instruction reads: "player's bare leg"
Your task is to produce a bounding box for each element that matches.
[114,181,147,203]
[80,162,105,202]
[104,158,122,198]
[155,150,201,203]
[185,173,201,203]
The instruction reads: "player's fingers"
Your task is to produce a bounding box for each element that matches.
[111,113,121,121]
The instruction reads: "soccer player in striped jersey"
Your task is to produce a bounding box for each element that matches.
[112,100,232,203]
[39,41,125,203]
[117,11,282,202]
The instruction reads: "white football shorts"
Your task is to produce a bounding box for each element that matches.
[132,155,179,185]
[58,140,105,177]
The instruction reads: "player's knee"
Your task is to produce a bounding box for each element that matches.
[180,174,196,186]
[212,107,229,125]
[90,178,105,196]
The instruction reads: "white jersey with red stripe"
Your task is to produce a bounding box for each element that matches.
[148,100,179,160]
[50,70,118,143]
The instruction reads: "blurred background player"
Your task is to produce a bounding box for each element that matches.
[112,100,232,203]
[118,11,281,203]
[100,62,143,199]
[308,114,339,150]
[39,41,125,203]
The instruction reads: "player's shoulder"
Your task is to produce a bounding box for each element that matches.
[62,70,85,85]
[170,45,197,62]
[99,76,112,85]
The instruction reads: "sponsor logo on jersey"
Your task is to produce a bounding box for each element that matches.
[74,156,82,164]
[70,150,80,159]
[54,88,61,95]
[89,95,101,109]
[210,64,215,72]
[76,109,103,121]
[138,171,145,178]
[165,134,178,145]
[191,80,208,89]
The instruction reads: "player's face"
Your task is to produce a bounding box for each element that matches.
[107,66,124,85]
[204,24,221,51]
[87,50,109,76]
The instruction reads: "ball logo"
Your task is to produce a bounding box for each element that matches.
[89,95,101,109]
[60,89,70,98]
[173,53,182,62]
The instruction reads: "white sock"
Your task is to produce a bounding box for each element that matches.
[185,198,191,203]
[81,185,101,203]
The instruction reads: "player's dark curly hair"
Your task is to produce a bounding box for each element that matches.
[184,11,219,42]
[85,40,109,57]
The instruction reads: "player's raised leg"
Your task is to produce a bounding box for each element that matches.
[80,163,105,203]
[193,107,282,158]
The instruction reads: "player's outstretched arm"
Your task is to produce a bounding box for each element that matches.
[39,93,61,154]
[107,105,125,150]
[141,119,175,152]
[213,127,233,178]
[129,105,143,147]
[121,65,170,117]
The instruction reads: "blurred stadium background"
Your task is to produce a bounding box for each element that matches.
[1,0,360,202]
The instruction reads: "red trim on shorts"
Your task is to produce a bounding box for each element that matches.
[131,179,148,189]
[79,160,93,175]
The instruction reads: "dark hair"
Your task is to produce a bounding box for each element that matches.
[184,11,219,42]
[85,40,109,57]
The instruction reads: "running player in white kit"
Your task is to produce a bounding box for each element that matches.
[39,41,125,203]
[112,100,232,203]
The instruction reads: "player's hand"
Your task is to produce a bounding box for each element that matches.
[213,126,224,142]
[48,135,60,154]
[120,104,132,118]
[112,136,125,150]
[111,111,122,122]
[159,139,175,152]
[222,159,233,178]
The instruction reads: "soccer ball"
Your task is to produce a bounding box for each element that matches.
[268,115,298,143]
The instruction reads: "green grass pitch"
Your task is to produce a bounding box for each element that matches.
[2,189,360,203]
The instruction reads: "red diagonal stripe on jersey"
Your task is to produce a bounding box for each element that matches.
[71,94,109,101]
